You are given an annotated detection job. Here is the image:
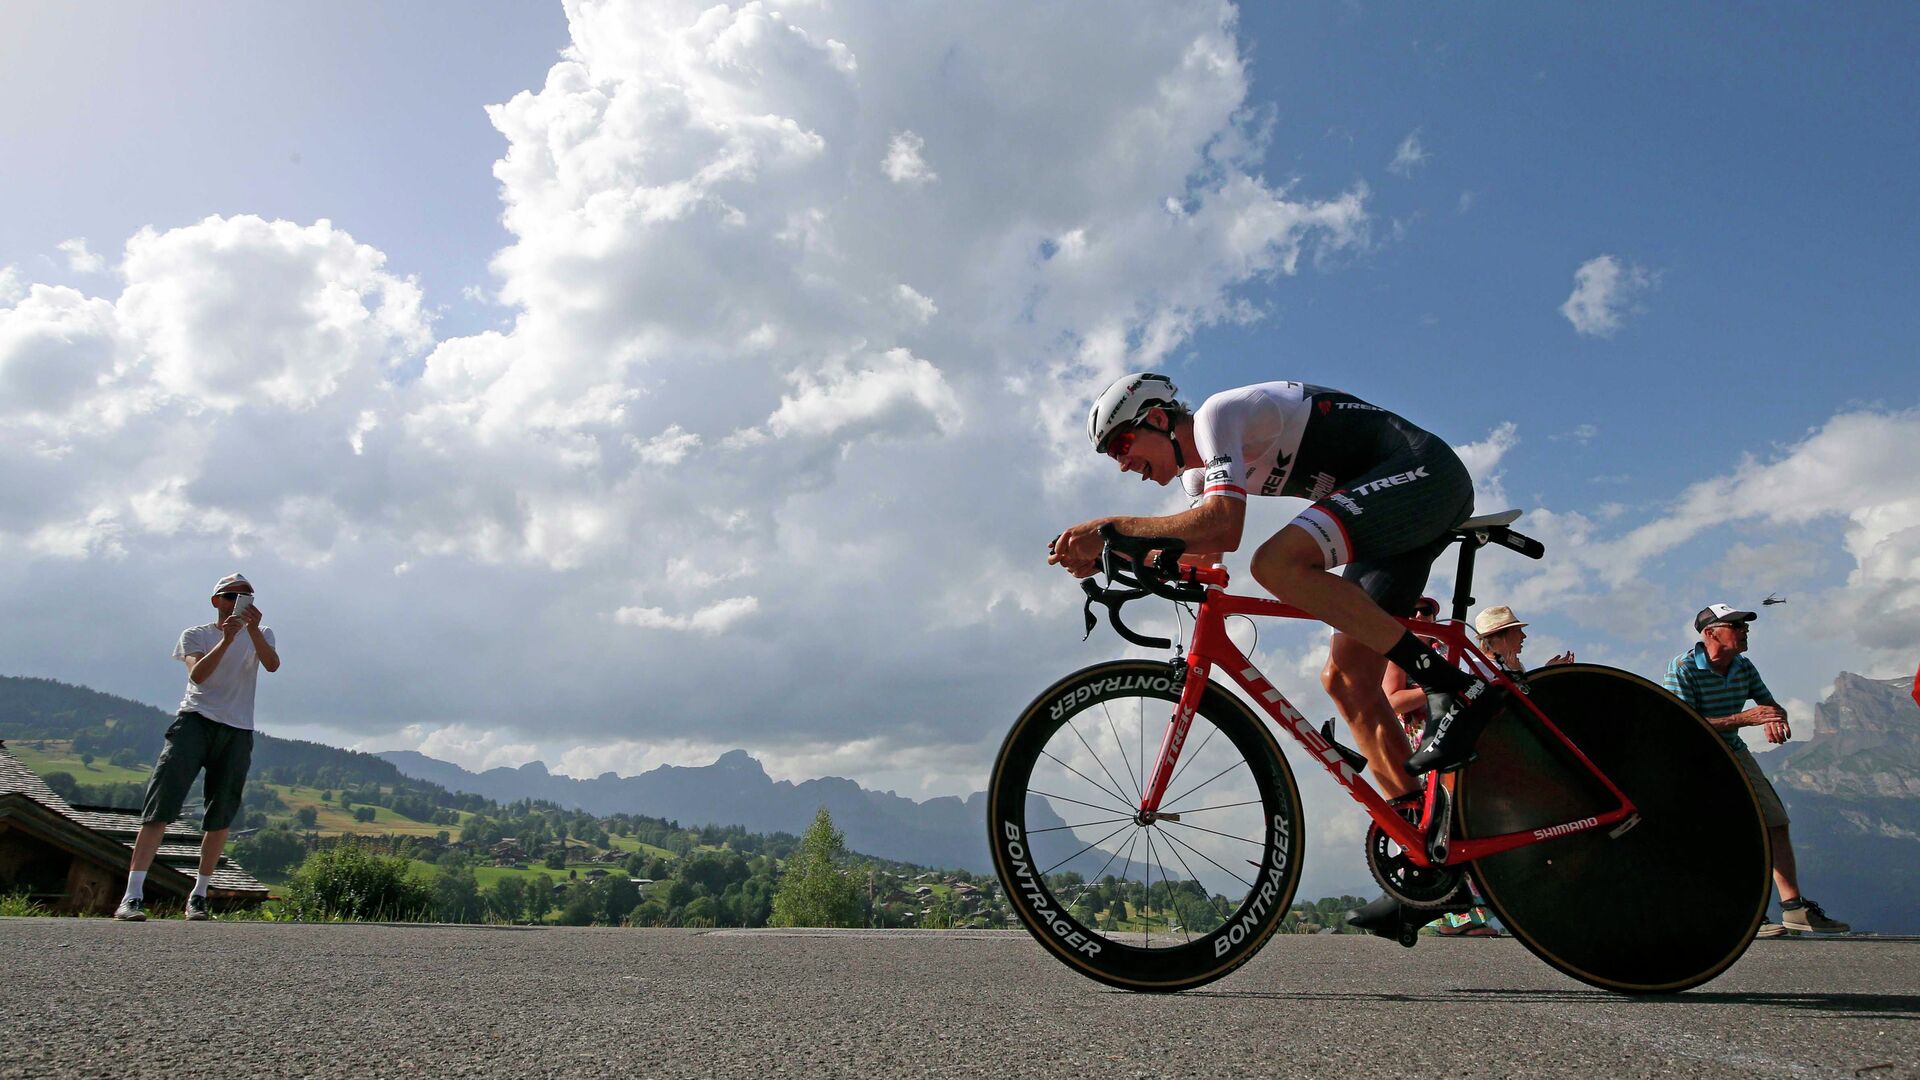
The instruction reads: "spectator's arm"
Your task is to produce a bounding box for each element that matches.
[246,612,280,673]
[1382,664,1426,716]
[188,633,235,684]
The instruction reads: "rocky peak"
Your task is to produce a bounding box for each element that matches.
[1775,672,1920,800]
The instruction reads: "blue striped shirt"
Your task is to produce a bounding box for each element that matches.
[1663,643,1776,749]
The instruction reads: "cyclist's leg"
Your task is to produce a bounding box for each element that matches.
[1250,438,1495,773]
[1322,633,1415,798]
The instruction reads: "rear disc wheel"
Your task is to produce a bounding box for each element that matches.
[1458,665,1770,993]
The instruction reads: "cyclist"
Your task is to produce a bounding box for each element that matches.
[1050,374,1506,931]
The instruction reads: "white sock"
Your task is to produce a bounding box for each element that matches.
[124,870,147,901]
[193,874,213,898]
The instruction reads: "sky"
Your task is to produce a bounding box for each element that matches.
[4,2,1917,896]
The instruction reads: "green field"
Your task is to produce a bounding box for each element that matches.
[6,741,154,786]
[604,833,677,860]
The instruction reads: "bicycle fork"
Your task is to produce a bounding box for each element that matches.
[1136,655,1206,821]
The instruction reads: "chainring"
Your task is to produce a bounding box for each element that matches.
[1367,820,1469,909]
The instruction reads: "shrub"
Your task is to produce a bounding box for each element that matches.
[282,840,431,921]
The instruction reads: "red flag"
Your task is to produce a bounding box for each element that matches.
[1913,658,1920,710]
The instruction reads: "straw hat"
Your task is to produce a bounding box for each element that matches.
[1474,605,1526,637]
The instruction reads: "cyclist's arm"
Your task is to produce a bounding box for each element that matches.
[1101,496,1247,555]
[1050,498,1244,578]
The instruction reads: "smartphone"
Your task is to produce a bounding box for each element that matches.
[230,594,254,621]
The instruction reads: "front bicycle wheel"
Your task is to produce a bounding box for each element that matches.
[988,659,1304,992]
[1458,665,1771,993]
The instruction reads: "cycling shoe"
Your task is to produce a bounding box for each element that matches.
[1405,680,1508,775]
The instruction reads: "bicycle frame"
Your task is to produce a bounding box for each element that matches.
[1138,573,1639,869]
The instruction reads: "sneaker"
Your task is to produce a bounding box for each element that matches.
[113,897,147,922]
[185,894,212,921]
[1406,681,1509,774]
[1781,898,1849,934]
[1755,922,1789,938]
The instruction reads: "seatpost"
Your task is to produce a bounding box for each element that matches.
[1450,539,1478,624]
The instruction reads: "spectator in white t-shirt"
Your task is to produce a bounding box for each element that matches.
[115,573,281,921]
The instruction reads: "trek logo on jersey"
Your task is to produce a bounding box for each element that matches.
[1258,452,1294,496]
[1334,401,1382,412]
[1351,466,1429,497]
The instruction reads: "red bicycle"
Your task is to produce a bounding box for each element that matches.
[990,512,1771,993]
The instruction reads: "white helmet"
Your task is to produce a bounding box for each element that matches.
[1087,372,1182,452]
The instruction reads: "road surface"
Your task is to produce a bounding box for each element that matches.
[4,920,1916,1077]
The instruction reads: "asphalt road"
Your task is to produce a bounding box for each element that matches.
[4,920,1917,1078]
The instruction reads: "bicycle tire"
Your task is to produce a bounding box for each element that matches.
[1458,664,1770,993]
[989,659,1304,992]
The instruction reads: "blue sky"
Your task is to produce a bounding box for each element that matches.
[3,2,1916,896]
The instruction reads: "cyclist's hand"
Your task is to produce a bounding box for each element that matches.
[1048,521,1106,579]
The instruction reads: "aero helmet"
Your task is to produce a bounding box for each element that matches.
[1087,372,1182,452]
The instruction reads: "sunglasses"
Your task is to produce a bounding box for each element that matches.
[1102,428,1139,460]
[216,592,253,600]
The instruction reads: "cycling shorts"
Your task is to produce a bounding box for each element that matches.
[1286,417,1474,617]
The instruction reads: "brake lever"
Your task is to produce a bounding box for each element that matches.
[1080,579,1171,649]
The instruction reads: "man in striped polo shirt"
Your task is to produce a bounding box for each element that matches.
[1664,603,1849,936]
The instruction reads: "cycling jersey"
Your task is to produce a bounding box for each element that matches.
[1178,381,1475,615]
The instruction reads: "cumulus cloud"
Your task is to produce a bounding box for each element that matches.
[613,595,760,635]
[1560,254,1655,337]
[1388,129,1428,176]
[58,238,107,274]
[882,131,937,185]
[1,0,1383,814]
[376,723,541,772]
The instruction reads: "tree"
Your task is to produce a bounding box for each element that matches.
[769,808,862,928]
[488,877,527,924]
[231,827,306,879]
[354,806,377,823]
[525,874,554,922]
[295,807,318,828]
[432,863,483,923]
[81,753,94,768]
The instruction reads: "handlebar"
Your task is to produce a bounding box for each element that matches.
[1076,525,1213,650]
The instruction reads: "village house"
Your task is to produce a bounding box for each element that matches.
[0,741,270,915]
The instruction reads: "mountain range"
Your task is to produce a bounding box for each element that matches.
[379,748,1024,874]
[1755,670,1920,933]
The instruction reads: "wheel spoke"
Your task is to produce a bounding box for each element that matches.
[1026,816,1135,835]
[1069,712,1139,810]
[1143,828,1155,949]
[1157,826,1257,892]
[1155,824,1221,941]
[1164,760,1243,810]
[1161,818,1265,846]
[1037,749,1134,812]
[1042,820,1137,877]
[1027,788,1136,819]
[1100,699,1145,802]
[1160,797,1263,817]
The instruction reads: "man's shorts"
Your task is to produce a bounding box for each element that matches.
[141,711,253,832]
[1730,742,1791,829]
[1288,421,1476,616]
